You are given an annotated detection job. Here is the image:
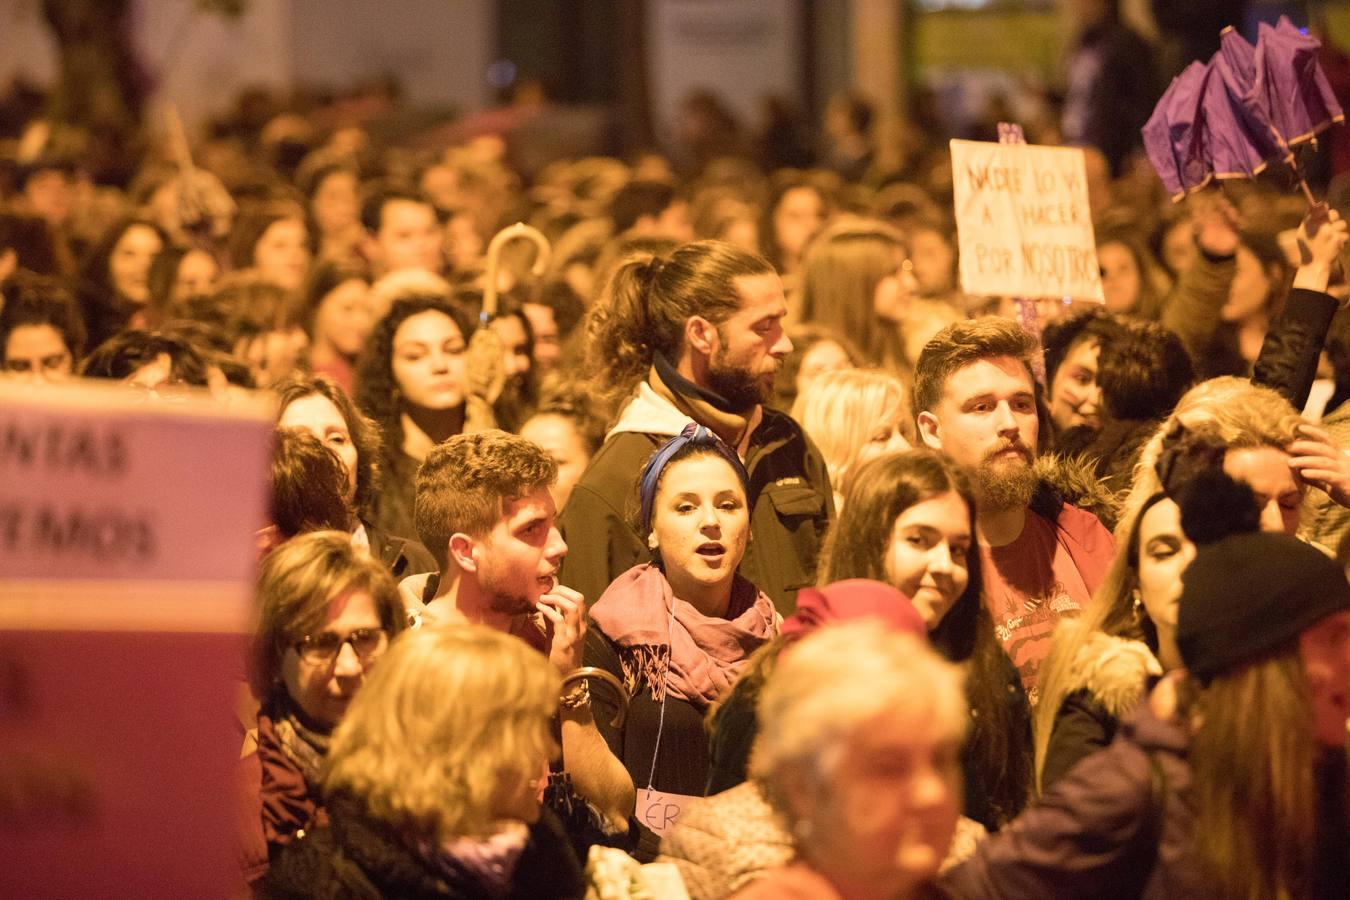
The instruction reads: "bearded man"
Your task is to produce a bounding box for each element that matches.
[558,240,834,615]
[913,317,1115,700]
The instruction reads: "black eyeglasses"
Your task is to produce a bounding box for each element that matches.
[294,627,388,665]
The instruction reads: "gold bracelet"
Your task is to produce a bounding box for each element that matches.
[559,680,591,710]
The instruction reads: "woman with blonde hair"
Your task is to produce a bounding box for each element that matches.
[1033,375,1350,792]
[729,620,968,899]
[795,220,916,369]
[241,531,408,884]
[790,367,911,509]
[261,624,585,899]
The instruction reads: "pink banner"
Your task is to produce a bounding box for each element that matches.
[0,381,271,898]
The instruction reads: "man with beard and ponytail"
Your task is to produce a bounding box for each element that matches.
[913,317,1114,701]
[560,240,833,615]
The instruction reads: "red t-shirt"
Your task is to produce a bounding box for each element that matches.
[981,509,1097,704]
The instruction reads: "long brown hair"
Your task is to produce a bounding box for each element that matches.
[1033,490,1163,790]
[797,220,907,368]
[820,448,1032,825]
[1189,650,1320,900]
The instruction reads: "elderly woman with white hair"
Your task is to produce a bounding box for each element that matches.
[260,624,585,900]
[728,620,968,900]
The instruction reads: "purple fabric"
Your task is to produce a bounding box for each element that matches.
[1202,60,1276,182]
[1142,61,1211,197]
[1212,27,1283,177]
[1255,16,1345,149]
[1142,17,1345,199]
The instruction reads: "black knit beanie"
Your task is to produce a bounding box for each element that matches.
[1176,469,1350,685]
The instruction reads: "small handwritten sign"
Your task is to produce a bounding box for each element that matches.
[950,139,1104,302]
[636,787,700,837]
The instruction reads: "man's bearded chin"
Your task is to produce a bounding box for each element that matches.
[706,356,771,413]
[490,588,537,617]
[976,455,1036,510]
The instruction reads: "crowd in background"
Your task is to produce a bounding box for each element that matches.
[6,3,1350,898]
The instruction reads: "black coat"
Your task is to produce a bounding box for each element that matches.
[1253,287,1340,411]
[260,792,585,900]
[363,521,437,580]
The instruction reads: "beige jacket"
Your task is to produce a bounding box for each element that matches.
[657,780,986,900]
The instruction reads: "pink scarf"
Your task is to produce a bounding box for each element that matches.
[589,563,778,709]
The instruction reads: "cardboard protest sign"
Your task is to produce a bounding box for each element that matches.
[0,381,272,898]
[950,139,1105,302]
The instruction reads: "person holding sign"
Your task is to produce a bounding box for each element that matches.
[586,424,779,846]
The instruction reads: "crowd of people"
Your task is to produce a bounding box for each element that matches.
[7,11,1350,895]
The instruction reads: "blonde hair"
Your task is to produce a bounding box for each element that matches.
[1033,376,1304,790]
[324,624,561,842]
[1128,376,1301,522]
[790,368,911,495]
[249,530,406,698]
[751,621,966,807]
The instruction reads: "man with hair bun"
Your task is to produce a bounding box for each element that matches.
[560,240,833,614]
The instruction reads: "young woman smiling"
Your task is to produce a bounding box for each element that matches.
[77,217,166,350]
[706,449,1031,831]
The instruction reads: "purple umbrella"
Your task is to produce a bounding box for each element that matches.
[1143,17,1344,210]
[1207,31,1283,184]
[1214,27,1284,171]
[1142,55,1276,200]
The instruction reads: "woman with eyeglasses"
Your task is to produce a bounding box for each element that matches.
[240,530,408,885]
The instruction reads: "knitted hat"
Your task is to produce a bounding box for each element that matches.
[780,579,927,644]
[1176,469,1350,685]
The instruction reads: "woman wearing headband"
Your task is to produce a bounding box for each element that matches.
[584,423,779,847]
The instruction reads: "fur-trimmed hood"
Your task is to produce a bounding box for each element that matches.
[1057,617,1162,719]
[1030,453,1122,533]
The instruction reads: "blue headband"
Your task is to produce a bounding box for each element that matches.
[638,423,751,531]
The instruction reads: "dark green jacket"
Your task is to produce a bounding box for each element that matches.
[557,408,834,615]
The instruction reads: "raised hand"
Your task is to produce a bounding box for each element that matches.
[1288,423,1350,508]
